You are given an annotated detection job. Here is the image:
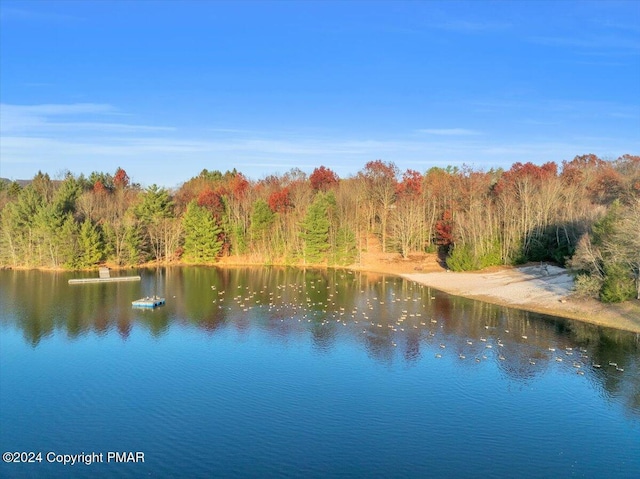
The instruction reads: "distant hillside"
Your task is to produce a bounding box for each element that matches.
[0,178,32,187]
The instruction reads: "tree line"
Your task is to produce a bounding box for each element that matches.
[1,154,638,302]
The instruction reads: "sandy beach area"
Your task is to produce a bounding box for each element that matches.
[223,251,640,333]
[402,264,640,333]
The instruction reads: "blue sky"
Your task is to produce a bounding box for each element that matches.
[1,0,639,187]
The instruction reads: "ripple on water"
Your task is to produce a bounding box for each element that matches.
[1,268,639,479]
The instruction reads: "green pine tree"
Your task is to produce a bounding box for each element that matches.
[59,214,80,269]
[1,186,44,266]
[300,193,331,264]
[77,219,104,268]
[601,262,636,303]
[182,201,223,263]
[123,223,144,265]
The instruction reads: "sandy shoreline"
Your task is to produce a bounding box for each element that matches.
[402,265,640,333]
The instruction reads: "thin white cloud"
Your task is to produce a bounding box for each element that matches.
[4,103,116,115]
[528,35,640,54]
[1,103,116,133]
[417,128,481,136]
[2,103,637,186]
[3,128,637,186]
[0,103,171,134]
[431,20,511,33]
[207,128,260,134]
[601,19,640,33]
[0,7,82,23]
[470,98,640,119]
[38,122,176,133]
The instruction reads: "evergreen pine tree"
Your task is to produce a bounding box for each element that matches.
[601,262,636,303]
[77,219,104,268]
[123,224,143,265]
[301,193,331,264]
[59,214,80,269]
[182,201,222,263]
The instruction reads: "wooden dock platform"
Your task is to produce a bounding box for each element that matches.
[132,296,166,308]
[69,276,141,284]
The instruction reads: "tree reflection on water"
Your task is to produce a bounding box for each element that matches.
[2,266,638,416]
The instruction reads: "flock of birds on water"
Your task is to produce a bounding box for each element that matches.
[204,273,629,377]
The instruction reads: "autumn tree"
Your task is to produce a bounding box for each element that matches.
[89,171,114,192]
[333,178,363,264]
[422,167,457,251]
[222,172,251,255]
[359,160,398,252]
[492,161,564,263]
[435,210,454,250]
[611,155,640,204]
[256,168,313,262]
[310,166,339,191]
[114,167,130,189]
[104,177,141,266]
[390,169,425,257]
[268,187,292,214]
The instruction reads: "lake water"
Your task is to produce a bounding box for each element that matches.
[1,267,639,478]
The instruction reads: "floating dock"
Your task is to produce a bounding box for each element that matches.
[69,276,141,284]
[132,296,166,308]
[69,267,141,284]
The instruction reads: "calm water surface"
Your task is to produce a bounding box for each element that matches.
[1,267,639,478]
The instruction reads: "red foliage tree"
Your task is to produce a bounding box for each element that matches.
[494,161,557,195]
[310,166,339,191]
[588,166,624,204]
[229,173,250,199]
[197,187,225,219]
[93,179,108,195]
[113,167,130,189]
[396,169,422,198]
[363,160,398,185]
[435,210,454,247]
[561,154,604,186]
[268,187,292,213]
